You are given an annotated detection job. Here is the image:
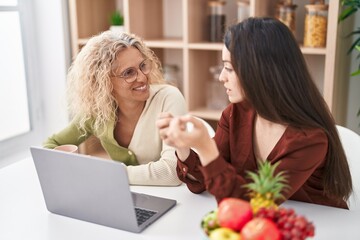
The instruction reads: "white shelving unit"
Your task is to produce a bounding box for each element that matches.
[68,0,348,153]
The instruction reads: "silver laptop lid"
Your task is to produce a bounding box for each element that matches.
[30,146,176,233]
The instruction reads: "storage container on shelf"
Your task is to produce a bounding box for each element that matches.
[277,2,297,36]
[303,1,328,48]
[208,0,226,42]
[237,0,250,23]
[163,64,181,92]
[207,65,229,110]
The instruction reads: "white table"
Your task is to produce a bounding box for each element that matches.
[1,158,359,240]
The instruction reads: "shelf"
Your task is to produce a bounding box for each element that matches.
[300,46,327,55]
[144,39,184,49]
[69,0,346,125]
[188,43,223,51]
[78,38,89,46]
[187,43,327,55]
[79,38,326,55]
[78,38,186,50]
[189,108,223,121]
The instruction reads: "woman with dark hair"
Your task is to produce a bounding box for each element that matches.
[157,17,352,208]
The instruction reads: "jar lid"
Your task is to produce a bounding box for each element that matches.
[163,64,179,71]
[305,4,329,11]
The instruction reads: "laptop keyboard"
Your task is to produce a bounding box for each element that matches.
[135,207,157,226]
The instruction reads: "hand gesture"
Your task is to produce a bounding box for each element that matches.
[157,113,218,165]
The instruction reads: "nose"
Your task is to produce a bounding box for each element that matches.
[219,68,226,83]
[135,68,148,82]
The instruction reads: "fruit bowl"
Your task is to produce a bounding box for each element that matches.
[200,202,315,240]
[200,161,315,240]
[200,210,219,236]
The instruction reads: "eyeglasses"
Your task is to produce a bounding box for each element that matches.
[115,59,153,83]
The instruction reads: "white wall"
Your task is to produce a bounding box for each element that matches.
[1,1,70,167]
[32,0,70,138]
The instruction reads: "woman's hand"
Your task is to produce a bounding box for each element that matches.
[157,113,219,166]
[157,112,190,161]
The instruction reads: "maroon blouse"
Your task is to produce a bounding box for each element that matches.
[177,101,348,209]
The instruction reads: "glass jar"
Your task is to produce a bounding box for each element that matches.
[278,3,297,36]
[206,65,228,110]
[275,1,284,19]
[303,4,328,48]
[163,64,181,91]
[237,0,250,23]
[208,0,226,42]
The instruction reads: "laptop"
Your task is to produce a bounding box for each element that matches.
[30,146,176,233]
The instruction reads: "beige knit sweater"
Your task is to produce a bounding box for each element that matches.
[43,84,187,186]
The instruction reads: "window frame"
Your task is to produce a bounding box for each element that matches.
[0,1,43,162]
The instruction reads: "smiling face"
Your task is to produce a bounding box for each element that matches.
[219,45,243,103]
[111,47,151,106]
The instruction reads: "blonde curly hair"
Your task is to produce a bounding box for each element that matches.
[66,31,165,137]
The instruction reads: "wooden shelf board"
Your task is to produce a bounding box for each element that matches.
[189,108,222,120]
[188,43,223,51]
[300,46,326,55]
[78,40,326,55]
[78,38,185,50]
[144,39,184,49]
[78,38,89,46]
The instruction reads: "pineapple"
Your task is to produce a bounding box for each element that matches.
[243,161,288,213]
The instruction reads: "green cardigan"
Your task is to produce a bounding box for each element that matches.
[43,84,187,185]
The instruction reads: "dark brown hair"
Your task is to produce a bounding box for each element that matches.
[224,17,352,202]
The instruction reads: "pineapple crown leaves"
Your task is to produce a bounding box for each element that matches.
[243,161,290,200]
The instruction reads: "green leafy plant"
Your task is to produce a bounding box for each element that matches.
[110,10,124,26]
[338,0,360,120]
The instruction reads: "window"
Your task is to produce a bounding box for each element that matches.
[0,0,42,161]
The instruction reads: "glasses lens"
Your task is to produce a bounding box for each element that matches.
[140,59,152,75]
[121,68,137,83]
[119,59,152,83]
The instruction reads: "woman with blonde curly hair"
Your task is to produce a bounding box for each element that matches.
[44,31,187,186]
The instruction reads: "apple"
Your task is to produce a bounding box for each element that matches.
[209,227,242,240]
[217,198,253,231]
[201,210,220,235]
[241,218,280,240]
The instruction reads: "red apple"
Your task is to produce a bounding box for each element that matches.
[217,198,253,231]
[209,227,242,240]
[241,218,281,240]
